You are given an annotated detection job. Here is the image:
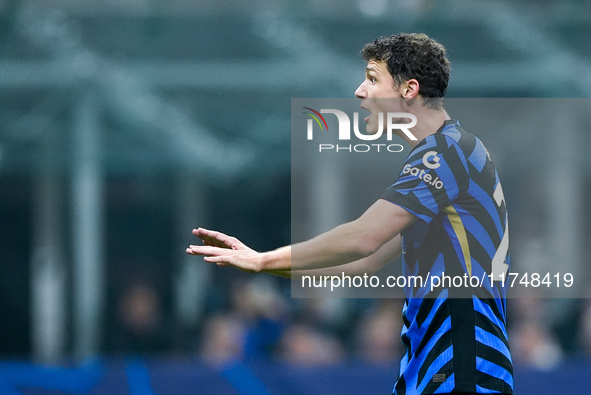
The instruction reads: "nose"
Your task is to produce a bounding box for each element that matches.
[355,81,367,98]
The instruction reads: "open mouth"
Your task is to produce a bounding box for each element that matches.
[360,106,371,122]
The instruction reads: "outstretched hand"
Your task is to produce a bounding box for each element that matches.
[186,228,263,273]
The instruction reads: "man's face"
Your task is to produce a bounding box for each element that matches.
[354,60,403,134]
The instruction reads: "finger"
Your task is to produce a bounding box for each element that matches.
[207,237,232,249]
[188,244,214,252]
[193,228,233,248]
[190,243,217,249]
[204,255,233,264]
[194,228,222,239]
[197,238,220,247]
[190,245,233,257]
[200,228,234,244]
[200,230,241,249]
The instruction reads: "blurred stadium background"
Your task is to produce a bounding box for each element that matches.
[1,0,591,393]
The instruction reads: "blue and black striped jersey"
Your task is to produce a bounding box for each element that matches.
[381,120,513,394]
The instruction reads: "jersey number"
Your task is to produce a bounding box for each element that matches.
[491,183,509,282]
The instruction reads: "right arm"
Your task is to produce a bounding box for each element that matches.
[188,200,414,273]
[188,227,402,278]
[269,234,402,278]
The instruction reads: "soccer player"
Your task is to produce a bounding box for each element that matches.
[187,33,513,395]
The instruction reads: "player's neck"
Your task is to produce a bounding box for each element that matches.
[403,108,451,147]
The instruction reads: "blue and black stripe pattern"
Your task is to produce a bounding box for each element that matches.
[381,120,513,394]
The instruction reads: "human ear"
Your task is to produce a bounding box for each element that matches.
[403,79,420,99]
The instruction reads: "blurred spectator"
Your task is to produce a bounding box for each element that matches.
[230,277,286,323]
[509,298,563,370]
[294,298,353,339]
[278,323,345,366]
[354,299,403,364]
[110,281,170,354]
[510,321,563,370]
[230,277,287,361]
[199,313,246,365]
[199,277,287,364]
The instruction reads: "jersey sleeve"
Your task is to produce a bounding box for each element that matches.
[381,134,469,224]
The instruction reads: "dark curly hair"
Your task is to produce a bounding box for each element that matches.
[361,33,450,109]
